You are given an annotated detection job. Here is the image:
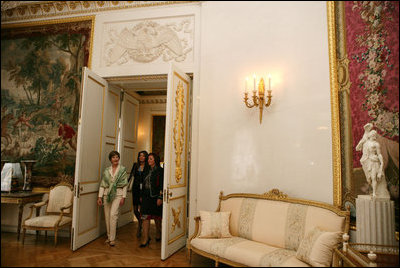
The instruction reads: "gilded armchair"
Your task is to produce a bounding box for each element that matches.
[21,182,73,246]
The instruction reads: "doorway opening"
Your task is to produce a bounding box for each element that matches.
[72,66,193,259]
[106,71,193,260]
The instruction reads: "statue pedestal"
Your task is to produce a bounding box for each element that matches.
[356,195,396,248]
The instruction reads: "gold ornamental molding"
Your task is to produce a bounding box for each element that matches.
[1,1,197,23]
[173,80,185,183]
[168,194,186,245]
[171,206,182,232]
[338,57,351,94]
[327,1,342,208]
[262,189,288,199]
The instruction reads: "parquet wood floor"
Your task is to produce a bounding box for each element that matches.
[1,221,218,267]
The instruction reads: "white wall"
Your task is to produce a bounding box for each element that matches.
[195,1,333,212]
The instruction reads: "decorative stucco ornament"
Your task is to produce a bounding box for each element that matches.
[104,20,192,65]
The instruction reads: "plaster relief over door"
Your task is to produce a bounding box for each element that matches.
[161,64,190,260]
[118,92,139,226]
[72,67,109,251]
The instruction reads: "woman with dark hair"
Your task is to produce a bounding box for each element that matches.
[97,151,128,246]
[127,150,149,238]
[139,152,164,247]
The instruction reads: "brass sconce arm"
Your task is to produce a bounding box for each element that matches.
[244,92,259,108]
[265,90,272,107]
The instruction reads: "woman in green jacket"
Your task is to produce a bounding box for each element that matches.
[97,151,128,246]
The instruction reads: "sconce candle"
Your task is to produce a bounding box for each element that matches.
[243,74,273,124]
[268,74,271,90]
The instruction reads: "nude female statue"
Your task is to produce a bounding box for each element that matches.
[357,127,390,198]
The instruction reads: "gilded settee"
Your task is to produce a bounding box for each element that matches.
[187,189,350,267]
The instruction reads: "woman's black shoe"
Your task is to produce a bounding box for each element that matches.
[139,238,150,247]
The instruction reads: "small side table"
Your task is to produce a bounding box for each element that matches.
[1,191,45,240]
[333,240,399,267]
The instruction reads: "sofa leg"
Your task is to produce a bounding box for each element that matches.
[215,259,219,267]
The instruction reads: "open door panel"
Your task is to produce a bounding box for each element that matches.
[71,67,116,250]
[161,63,191,260]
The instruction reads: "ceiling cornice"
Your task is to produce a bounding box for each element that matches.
[1,1,196,24]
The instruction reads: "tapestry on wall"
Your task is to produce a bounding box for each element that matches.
[341,1,399,229]
[1,19,92,188]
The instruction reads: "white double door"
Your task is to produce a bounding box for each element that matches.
[71,64,191,261]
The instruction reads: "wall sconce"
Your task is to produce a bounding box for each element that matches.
[244,74,272,124]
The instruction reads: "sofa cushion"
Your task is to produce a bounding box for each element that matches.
[199,211,232,238]
[191,237,310,267]
[296,227,342,267]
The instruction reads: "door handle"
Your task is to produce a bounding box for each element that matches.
[166,187,173,203]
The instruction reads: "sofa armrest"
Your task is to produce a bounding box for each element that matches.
[188,216,201,245]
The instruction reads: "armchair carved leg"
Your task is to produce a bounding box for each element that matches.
[54,229,58,246]
[17,204,23,240]
[22,228,26,245]
[45,231,47,239]
[35,208,40,237]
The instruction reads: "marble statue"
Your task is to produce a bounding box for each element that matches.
[356,125,390,198]
[356,123,373,152]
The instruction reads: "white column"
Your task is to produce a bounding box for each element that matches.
[356,195,396,248]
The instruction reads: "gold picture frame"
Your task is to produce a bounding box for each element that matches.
[327,2,399,238]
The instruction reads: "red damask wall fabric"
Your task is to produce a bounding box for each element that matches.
[345,1,399,168]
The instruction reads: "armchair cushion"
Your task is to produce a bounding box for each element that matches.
[295,226,342,267]
[24,215,72,228]
[199,211,232,238]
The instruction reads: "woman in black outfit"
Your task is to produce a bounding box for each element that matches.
[128,150,149,238]
[139,152,164,247]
